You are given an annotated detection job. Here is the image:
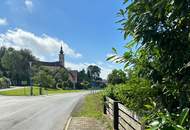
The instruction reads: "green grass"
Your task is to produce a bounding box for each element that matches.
[72,93,112,129]
[0,87,81,96]
[72,93,103,118]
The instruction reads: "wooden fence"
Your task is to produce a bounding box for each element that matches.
[103,97,144,130]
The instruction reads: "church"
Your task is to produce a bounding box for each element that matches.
[37,46,78,88]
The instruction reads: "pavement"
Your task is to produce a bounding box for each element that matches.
[66,117,107,130]
[0,92,88,130]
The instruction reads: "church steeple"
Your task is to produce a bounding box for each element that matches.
[60,45,64,54]
[59,45,64,67]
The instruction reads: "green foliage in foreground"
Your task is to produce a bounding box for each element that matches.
[104,84,190,129]
[105,0,190,129]
[104,78,151,116]
[0,87,81,96]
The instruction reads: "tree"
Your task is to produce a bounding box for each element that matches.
[110,0,190,112]
[107,69,127,85]
[0,77,11,89]
[0,47,7,75]
[78,69,89,82]
[54,68,69,82]
[107,0,190,129]
[0,47,36,85]
[87,65,101,80]
[33,69,55,89]
[53,68,69,89]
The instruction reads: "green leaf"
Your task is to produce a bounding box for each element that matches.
[144,104,153,110]
[124,32,128,40]
[178,108,189,126]
[119,9,125,16]
[174,125,186,130]
[124,40,136,49]
[106,55,116,61]
[112,48,117,54]
[149,120,159,127]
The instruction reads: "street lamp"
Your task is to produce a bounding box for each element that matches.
[29,61,33,96]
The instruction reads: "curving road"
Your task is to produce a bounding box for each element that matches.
[0,92,87,130]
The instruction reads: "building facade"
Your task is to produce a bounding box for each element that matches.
[36,46,78,88]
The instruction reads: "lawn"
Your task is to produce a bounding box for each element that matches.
[72,93,103,118]
[0,87,81,96]
[72,93,112,129]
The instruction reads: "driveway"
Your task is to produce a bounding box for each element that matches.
[0,92,88,130]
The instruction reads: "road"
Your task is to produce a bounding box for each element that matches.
[0,92,87,130]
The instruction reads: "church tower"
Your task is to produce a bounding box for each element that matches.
[59,46,65,67]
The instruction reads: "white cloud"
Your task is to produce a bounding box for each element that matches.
[65,62,113,79]
[0,28,82,61]
[25,0,33,12]
[0,18,8,26]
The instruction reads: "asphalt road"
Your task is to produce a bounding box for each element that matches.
[0,92,88,130]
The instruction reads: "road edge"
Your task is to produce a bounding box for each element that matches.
[64,117,72,130]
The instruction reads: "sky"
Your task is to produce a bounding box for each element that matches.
[0,0,128,79]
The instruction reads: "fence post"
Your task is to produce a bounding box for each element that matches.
[113,101,119,130]
[103,96,107,114]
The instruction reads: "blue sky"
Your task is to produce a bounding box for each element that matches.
[0,0,128,79]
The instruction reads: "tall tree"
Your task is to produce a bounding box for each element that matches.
[111,0,190,113]
[87,65,101,80]
[1,47,35,85]
[77,69,89,82]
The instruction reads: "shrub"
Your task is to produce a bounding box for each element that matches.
[0,77,11,89]
[103,77,152,115]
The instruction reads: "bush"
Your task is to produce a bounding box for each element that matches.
[103,77,153,116]
[0,77,11,89]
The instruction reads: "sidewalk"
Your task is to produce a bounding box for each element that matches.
[66,117,107,130]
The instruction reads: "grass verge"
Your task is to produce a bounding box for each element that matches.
[72,93,112,129]
[0,87,81,96]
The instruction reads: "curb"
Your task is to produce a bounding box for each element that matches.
[64,117,72,130]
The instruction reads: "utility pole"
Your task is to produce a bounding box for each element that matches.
[29,61,33,96]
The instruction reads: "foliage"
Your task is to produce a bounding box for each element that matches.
[53,68,71,89]
[87,65,101,80]
[33,68,55,89]
[77,66,103,89]
[110,0,190,113]
[144,103,189,130]
[0,77,11,89]
[105,0,190,129]
[104,77,151,115]
[0,47,36,85]
[61,80,73,90]
[80,81,91,89]
[54,68,69,83]
[77,69,90,82]
[107,69,127,85]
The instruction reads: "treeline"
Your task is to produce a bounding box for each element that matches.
[0,47,35,86]
[0,46,105,89]
[77,65,105,89]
